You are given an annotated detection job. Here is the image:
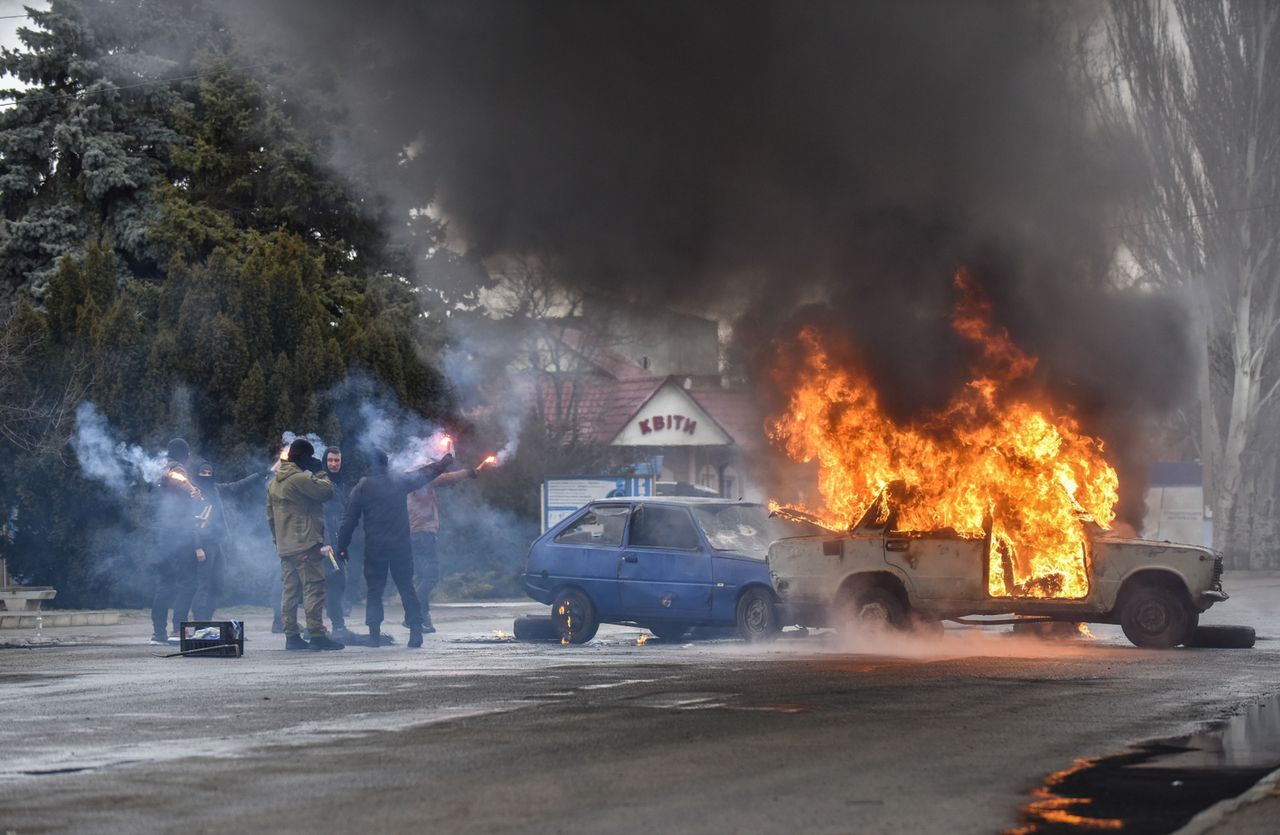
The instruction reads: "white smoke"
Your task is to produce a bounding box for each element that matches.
[71,402,167,493]
[279,430,328,460]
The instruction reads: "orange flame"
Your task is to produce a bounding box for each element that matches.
[636,633,649,646]
[768,270,1118,600]
[167,469,204,501]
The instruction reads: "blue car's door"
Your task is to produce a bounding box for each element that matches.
[617,504,714,619]
[543,504,631,616]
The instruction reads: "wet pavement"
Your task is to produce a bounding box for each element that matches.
[1,572,1279,834]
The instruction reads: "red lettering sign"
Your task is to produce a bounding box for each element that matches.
[635,414,699,436]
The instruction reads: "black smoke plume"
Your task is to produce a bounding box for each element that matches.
[226,0,1189,522]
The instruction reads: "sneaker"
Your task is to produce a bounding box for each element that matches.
[332,627,358,643]
[379,633,397,646]
[408,627,423,649]
[361,630,382,648]
[285,634,310,651]
[149,634,169,646]
[308,634,345,651]
[167,636,181,644]
[421,624,437,635]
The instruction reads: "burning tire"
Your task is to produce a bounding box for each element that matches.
[1119,584,1193,649]
[736,587,781,642]
[838,585,908,633]
[1183,625,1256,649]
[649,622,691,642]
[550,588,599,644]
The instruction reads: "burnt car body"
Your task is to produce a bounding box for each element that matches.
[767,501,1227,649]
[524,498,817,643]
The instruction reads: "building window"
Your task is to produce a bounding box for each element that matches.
[720,466,740,499]
[697,464,719,494]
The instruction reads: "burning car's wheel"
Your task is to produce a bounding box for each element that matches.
[550,588,599,644]
[649,623,691,642]
[838,586,908,633]
[1119,585,1193,649]
[736,587,781,642]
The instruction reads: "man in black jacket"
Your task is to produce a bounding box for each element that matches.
[321,446,355,640]
[173,460,264,623]
[337,449,453,648]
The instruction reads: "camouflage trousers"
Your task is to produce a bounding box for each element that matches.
[280,545,327,638]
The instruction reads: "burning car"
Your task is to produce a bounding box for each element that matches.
[767,484,1227,648]
[523,498,821,643]
[762,271,1228,648]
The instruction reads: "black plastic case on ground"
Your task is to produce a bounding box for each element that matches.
[178,620,244,657]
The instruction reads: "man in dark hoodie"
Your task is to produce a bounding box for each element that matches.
[150,438,203,645]
[337,450,453,648]
[170,460,264,623]
[266,439,343,651]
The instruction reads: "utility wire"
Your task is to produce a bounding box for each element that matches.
[0,61,271,109]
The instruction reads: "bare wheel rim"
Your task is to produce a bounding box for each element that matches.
[555,596,587,637]
[744,597,769,632]
[1135,600,1170,634]
[858,601,892,624]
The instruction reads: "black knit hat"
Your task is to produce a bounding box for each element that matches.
[370,448,389,469]
[167,438,190,463]
[288,438,315,462]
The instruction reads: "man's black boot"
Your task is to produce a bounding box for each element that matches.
[308,633,345,651]
[363,627,382,648]
[285,634,309,651]
[408,626,423,649]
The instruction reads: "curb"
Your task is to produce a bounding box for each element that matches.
[1173,764,1280,834]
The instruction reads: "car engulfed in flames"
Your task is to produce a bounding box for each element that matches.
[763,271,1227,648]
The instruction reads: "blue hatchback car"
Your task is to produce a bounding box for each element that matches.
[523,498,815,643]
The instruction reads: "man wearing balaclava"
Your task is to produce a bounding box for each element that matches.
[149,438,201,645]
[266,438,343,650]
[171,460,264,623]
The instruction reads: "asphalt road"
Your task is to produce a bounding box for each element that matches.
[2,574,1279,834]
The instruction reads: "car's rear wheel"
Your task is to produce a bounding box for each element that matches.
[550,588,599,644]
[649,622,691,642]
[1119,584,1193,649]
[736,587,781,642]
[838,586,908,633]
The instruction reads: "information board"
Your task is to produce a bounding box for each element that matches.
[541,476,654,532]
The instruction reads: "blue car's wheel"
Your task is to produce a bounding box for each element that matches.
[736,587,780,642]
[551,588,599,644]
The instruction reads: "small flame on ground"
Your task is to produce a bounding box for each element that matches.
[493,629,510,640]
[636,633,649,646]
[1076,624,1094,639]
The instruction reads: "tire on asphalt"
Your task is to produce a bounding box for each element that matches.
[513,614,559,642]
[1119,584,1194,649]
[837,585,908,634]
[550,587,600,644]
[648,622,692,642]
[735,586,781,642]
[1182,624,1256,649]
